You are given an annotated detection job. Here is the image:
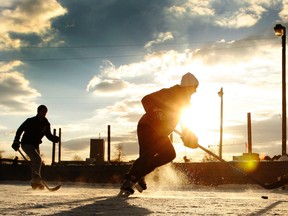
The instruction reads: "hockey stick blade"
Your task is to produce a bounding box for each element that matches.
[18,149,61,192]
[41,181,61,192]
[197,144,288,190]
[174,129,288,190]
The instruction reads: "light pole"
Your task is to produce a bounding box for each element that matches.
[274,24,287,156]
[218,87,224,159]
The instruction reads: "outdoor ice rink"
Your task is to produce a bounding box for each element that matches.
[1,181,288,216]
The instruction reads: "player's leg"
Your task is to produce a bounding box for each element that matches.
[150,136,176,168]
[21,144,44,189]
[125,124,174,192]
[119,124,156,195]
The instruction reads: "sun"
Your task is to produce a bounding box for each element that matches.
[179,94,220,148]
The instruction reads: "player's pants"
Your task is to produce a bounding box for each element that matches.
[21,144,42,182]
[129,123,176,181]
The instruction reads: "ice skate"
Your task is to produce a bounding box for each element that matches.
[118,180,135,197]
[31,174,44,190]
[31,180,45,190]
[135,177,147,193]
[118,175,136,197]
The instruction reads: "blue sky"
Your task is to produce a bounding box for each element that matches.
[0,0,288,164]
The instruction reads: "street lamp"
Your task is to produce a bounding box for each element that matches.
[274,24,287,156]
[218,87,224,159]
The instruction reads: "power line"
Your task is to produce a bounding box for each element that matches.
[2,37,278,49]
[0,54,144,62]
[0,39,280,62]
[4,42,199,49]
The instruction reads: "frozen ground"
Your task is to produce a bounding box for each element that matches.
[1,181,288,216]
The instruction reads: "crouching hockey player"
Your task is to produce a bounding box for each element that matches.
[119,72,199,197]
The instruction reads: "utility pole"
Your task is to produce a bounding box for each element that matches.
[218,87,224,159]
[274,24,287,156]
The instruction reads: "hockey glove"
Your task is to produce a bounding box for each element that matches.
[12,141,20,151]
[181,130,198,149]
[52,136,60,143]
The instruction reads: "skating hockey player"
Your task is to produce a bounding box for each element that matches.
[12,105,59,189]
[119,72,199,197]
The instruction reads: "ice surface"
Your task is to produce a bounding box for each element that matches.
[1,181,288,215]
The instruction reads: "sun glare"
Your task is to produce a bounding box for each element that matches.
[179,94,220,148]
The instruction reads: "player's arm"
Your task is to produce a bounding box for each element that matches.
[44,120,59,143]
[12,120,28,151]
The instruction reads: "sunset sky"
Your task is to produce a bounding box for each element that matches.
[1,0,288,164]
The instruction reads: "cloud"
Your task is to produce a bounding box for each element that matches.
[279,0,288,21]
[223,114,282,157]
[0,0,67,49]
[86,50,200,96]
[86,99,143,130]
[213,1,267,28]
[0,61,40,114]
[86,60,130,94]
[0,60,21,72]
[87,76,129,94]
[86,59,154,95]
[192,38,279,77]
[62,137,91,151]
[167,0,214,17]
[86,35,282,121]
[145,32,174,50]
[166,0,274,28]
[52,0,169,47]
[225,114,281,142]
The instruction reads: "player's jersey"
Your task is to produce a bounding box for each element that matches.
[139,85,191,135]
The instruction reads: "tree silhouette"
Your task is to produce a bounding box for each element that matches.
[115,144,124,162]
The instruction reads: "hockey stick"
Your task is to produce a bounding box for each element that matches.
[18,149,61,192]
[174,129,288,190]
